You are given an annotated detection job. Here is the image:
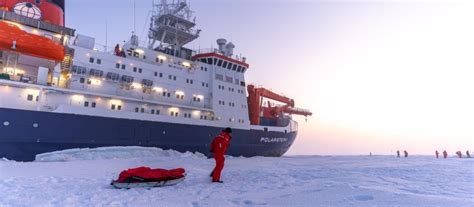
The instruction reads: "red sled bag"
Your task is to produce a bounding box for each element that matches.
[112,166,186,189]
[116,166,186,183]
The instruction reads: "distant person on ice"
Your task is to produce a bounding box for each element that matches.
[404,150,408,158]
[209,127,232,183]
[466,150,471,158]
[397,150,400,158]
[443,150,448,159]
[435,150,439,159]
[456,151,462,158]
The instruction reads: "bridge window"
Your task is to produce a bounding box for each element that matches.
[207,58,213,65]
[227,63,233,70]
[217,59,223,67]
[89,57,94,63]
[222,61,228,68]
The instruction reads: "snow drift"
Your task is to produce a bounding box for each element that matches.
[35,146,206,162]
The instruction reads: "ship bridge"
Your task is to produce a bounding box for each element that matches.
[192,38,249,74]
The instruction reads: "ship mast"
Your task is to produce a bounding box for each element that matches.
[147,0,200,57]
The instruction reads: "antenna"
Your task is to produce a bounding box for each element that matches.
[105,19,108,52]
[133,0,137,33]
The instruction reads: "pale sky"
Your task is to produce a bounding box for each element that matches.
[67,0,474,155]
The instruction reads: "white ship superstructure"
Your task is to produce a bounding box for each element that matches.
[0,0,311,161]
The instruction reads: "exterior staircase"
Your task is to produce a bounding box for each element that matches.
[61,47,75,71]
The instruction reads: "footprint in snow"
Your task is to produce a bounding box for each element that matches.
[243,200,267,206]
[353,195,374,201]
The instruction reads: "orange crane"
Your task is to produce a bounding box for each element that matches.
[247,85,312,125]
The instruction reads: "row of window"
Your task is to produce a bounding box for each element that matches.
[76,63,212,90]
[168,75,177,81]
[197,57,247,73]
[79,77,92,84]
[192,96,202,102]
[75,98,244,123]
[89,57,102,65]
[115,63,126,70]
[84,101,97,108]
[217,101,236,107]
[26,94,39,102]
[111,104,122,110]
[170,111,179,117]
[133,67,143,73]
[132,107,210,120]
[176,94,184,100]
[215,74,246,87]
[218,85,244,94]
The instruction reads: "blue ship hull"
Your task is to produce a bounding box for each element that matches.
[0,108,297,161]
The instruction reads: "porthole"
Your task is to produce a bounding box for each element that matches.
[3,121,10,126]
[33,123,39,128]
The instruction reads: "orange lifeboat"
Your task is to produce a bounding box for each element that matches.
[0,21,65,61]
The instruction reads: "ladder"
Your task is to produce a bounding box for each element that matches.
[61,47,75,71]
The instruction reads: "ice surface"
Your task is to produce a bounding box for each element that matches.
[0,147,473,207]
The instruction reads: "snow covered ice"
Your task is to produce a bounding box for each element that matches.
[0,147,473,207]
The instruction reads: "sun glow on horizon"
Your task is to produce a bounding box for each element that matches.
[280,2,474,155]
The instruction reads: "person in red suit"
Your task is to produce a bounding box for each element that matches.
[210,127,232,183]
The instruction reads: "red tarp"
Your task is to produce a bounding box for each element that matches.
[116,167,186,183]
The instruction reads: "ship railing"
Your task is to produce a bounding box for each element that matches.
[194,48,247,63]
[0,10,75,36]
